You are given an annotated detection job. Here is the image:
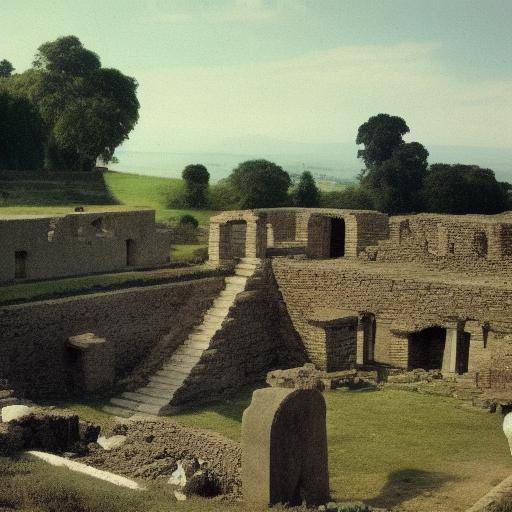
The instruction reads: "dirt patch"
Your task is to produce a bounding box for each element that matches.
[79,417,241,496]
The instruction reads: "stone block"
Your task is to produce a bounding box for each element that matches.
[241,387,329,507]
[68,332,114,393]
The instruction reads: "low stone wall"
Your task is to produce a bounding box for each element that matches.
[0,277,224,399]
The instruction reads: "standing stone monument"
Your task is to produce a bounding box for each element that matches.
[241,387,329,507]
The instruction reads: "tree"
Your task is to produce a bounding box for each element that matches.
[423,164,509,214]
[0,60,14,78]
[320,186,374,209]
[292,171,319,207]
[356,113,409,169]
[3,36,139,172]
[230,159,291,209]
[362,142,429,214]
[0,91,44,170]
[182,164,210,208]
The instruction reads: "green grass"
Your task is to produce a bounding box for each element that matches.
[316,180,348,192]
[0,264,217,305]
[61,388,512,511]
[0,171,218,227]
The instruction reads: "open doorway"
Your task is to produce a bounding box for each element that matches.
[409,327,446,370]
[219,220,247,261]
[126,239,136,266]
[329,218,345,258]
[14,251,27,279]
[362,313,376,363]
[456,332,471,374]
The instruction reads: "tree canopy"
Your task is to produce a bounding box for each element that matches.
[0,91,44,170]
[230,159,291,209]
[356,113,409,169]
[0,60,14,78]
[423,164,509,214]
[182,164,210,208]
[293,171,319,207]
[1,36,139,172]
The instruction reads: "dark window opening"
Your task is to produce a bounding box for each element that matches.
[473,231,488,257]
[456,332,471,374]
[409,327,446,370]
[126,239,136,266]
[362,314,376,364]
[14,251,27,279]
[329,218,345,258]
[449,243,455,254]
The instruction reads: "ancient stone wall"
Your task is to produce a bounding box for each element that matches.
[0,209,171,282]
[171,262,307,406]
[271,258,512,375]
[0,277,224,399]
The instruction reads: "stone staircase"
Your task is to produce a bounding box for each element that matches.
[102,258,260,417]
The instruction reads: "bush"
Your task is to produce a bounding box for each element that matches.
[320,186,374,209]
[208,179,240,210]
[179,214,199,229]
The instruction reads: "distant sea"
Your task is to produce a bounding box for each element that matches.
[110,150,357,183]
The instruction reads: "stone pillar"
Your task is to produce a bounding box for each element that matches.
[442,324,459,375]
[208,222,221,265]
[67,333,114,393]
[356,318,365,366]
[266,223,274,248]
[241,387,329,507]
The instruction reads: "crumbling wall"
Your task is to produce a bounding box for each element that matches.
[271,258,512,374]
[0,277,224,399]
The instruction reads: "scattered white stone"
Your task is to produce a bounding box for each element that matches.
[97,435,127,451]
[174,490,187,501]
[168,462,187,487]
[1,405,32,423]
[27,451,145,490]
[503,413,512,454]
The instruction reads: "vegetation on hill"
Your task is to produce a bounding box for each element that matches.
[0,36,139,172]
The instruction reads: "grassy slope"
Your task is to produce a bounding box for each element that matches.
[62,388,511,511]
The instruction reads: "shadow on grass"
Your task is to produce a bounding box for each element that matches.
[367,468,457,509]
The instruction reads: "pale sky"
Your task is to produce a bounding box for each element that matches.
[1,0,511,156]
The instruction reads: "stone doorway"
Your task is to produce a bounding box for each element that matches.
[126,239,136,266]
[329,218,345,258]
[14,250,27,279]
[409,327,446,370]
[219,220,248,260]
[362,314,376,363]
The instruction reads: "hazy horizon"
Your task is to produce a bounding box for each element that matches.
[2,0,511,178]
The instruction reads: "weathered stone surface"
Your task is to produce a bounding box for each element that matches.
[241,387,329,507]
[97,435,127,451]
[1,405,32,423]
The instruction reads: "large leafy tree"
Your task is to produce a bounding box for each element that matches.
[423,164,509,214]
[0,91,44,170]
[356,113,409,169]
[182,164,210,208]
[292,171,319,207]
[230,159,291,209]
[2,36,139,172]
[0,60,14,78]
[362,141,429,214]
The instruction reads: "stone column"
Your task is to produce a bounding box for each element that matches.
[442,324,459,374]
[356,318,365,366]
[208,222,221,265]
[67,333,114,393]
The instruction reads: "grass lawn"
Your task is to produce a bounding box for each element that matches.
[57,388,512,512]
[0,264,215,306]
[0,171,218,227]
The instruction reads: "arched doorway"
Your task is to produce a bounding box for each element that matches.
[329,218,345,258]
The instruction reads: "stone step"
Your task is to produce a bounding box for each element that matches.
[145,378,183,390]
[121,392,170,407]
[150,372,186,385]
[205,307,230,319]
[191,325,219,337]
[170,353,201,365]
[183,340,210,351]
[187,332,211,343]
[102,405,134,418]
[136,386,178,399]
[225,276,247,285]
[234,268,254,277]
[240,257,261,264]
[213,297,235,308]
[110,397,161,415]
[235,263,258,271]
[175,346,205,357]
[159,363,194,375]
[218,290,240,299]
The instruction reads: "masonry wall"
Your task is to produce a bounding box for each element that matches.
[171,262,307,406]
[0,210,171,282]
[271,259,512,374]
[0,277,224,398]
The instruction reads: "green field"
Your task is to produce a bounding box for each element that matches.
[23,387,508,512]
[0,171,218,227]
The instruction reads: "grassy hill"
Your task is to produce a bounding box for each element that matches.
[0,170,217,226]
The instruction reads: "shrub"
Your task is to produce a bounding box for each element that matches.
[182,164,210,208]
[179,214,199,229]
[320,186,374,209]
[208,179,240,210]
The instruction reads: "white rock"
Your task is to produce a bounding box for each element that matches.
[1,405,32,423]
[503,412,512,454]
[174,490,187,501]
[168,462,187,487]
[97,435,127,450]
